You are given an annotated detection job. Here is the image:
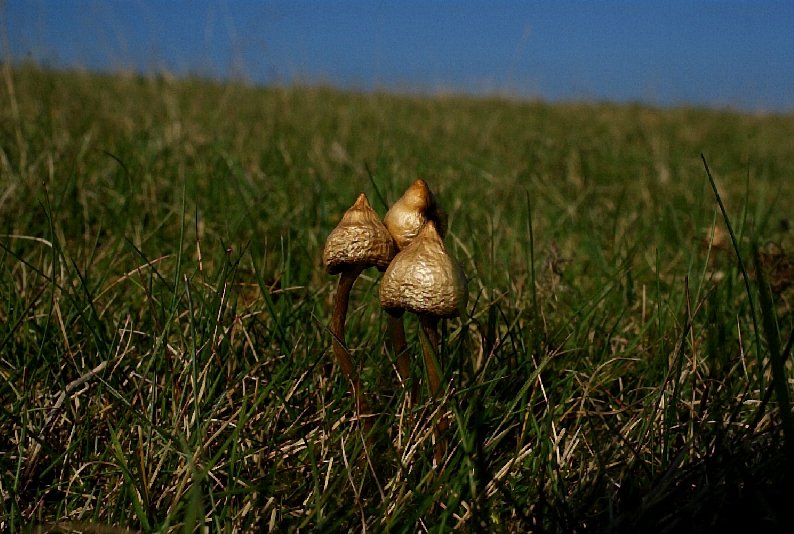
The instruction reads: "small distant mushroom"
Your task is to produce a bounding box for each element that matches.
[383,179,447,392]
[323,193,396,422]
[379,220,467,465]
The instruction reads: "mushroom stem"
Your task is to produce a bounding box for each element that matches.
[387,312,415,401]
[418,315,448,466]
[419,316,441,395]
[330,266,371,424]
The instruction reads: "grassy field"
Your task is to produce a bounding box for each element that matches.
[1,64,794,532]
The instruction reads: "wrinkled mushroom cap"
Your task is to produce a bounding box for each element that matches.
[379,221,466,318]
[323,193,396,274]
[384,179,447,250]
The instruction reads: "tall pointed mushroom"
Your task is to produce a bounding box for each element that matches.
[384,178,446,250]
[382,179,447,391]
[323,193,396,423]
[379,220,467,465]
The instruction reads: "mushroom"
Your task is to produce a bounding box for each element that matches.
[379,220,467,465]
[384,178,447,250]
[383,179,447,393]
[323,193,396,423]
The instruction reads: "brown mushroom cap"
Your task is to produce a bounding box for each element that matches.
[384,179,447,250]
[323,193,396,275]
[379,221,466,318]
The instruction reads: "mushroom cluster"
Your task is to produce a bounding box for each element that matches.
[323,179,466,463]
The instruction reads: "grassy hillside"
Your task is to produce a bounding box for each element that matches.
[2,65,793,532]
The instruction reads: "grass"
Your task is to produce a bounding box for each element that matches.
[1,64,794,532]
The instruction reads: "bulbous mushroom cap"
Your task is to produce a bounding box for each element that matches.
[384,179,446,250]
[379,221,466,318]
[323,193,396,275]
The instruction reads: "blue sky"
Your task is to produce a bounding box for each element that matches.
[4,1,794,112]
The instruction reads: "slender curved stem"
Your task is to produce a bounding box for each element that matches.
[387,312,416,402]
[419,314,448,466]
[330,267,371,426]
